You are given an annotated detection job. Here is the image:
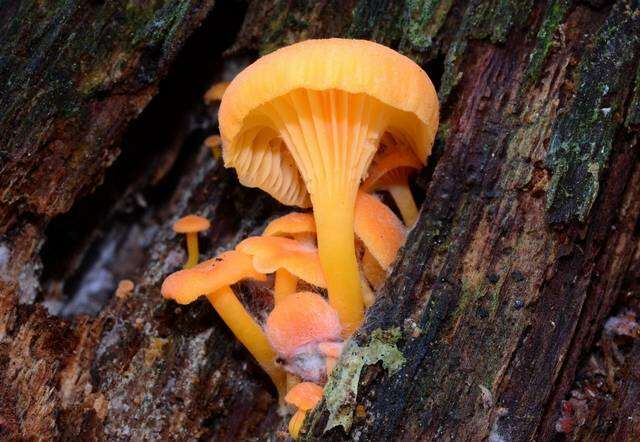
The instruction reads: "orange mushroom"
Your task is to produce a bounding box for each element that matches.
[219,38,438,334]
[355,191,405,271]
[264,212,316,244]
[173,215,210,269]
[161,250,286,398]
[354,191,406,302]
[236,236,326,303]
[115,279,135,299]
[362,144,423,225]
[204,134,222,159]
[263,212,317,301]
[265,291,342,383]
[204,81,230,104]
[285,382,324,439]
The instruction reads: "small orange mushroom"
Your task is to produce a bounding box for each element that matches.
[219,38,439,334]
[362,145,423,225]
[354,192,406,301]
[115,279,134,299]
[236,236,326,293]
[204,81,230,104]
[173,215,210,268]
[265,291,342,383]
[285,382,324,439]
[204,134,222,159]
[263,212,316,240]
[263,212,317,301]
[161,250,286,398]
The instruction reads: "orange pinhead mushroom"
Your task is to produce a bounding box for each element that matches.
[173,214,210,233]
[362,146,423,225]
[204,81,230,104]
[115,279,135,299]
[265,292,341,358]
[161,251,285,398]
[173,215,210,269]
[285,382,324,439]
[219,38,439,334]
[285,382,324,411]
[236,236,326,289]
[204,135,222,159]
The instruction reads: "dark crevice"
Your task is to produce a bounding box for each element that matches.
[422,51,446,92]
[39,0,248,316]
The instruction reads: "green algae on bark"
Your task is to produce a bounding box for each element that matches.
[545,1,640,224]
[314,328,405,434]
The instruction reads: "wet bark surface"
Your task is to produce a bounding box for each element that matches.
[1,0,640,441]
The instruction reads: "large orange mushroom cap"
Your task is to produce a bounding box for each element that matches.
[219,38,439,334]
[161,250,266,304]
[265,292,341,358]
[219,38,438,207]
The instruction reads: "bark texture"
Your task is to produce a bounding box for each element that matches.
[1,0,640,441]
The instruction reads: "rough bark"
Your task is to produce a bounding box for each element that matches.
[1,0,640,441]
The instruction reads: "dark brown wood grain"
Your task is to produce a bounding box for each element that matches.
[1,0,640,440]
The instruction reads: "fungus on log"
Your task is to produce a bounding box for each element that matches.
[1,1,640,441]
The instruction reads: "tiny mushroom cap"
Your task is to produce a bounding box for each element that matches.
[355,191,406,269]
[236,236,326,288]
[204,81,230,104]
[265,292,341,358]
[219,38,438,334]
[285,382,324,411]
[361,146,423,192]
[173,215,210,233]
[115,279,135,299]
[362,145,423,226]
[263,212,316,237]
[161,250,266,304]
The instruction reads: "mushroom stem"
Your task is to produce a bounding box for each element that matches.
[185,232,200,269]
[387,181,419,226]
[206,286,287,399]
[313,193,364,335]
[274,268,298,304]
[360,273,375,308]
[288,410,307,440]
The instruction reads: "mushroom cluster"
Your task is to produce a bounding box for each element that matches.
[162,38,438,438]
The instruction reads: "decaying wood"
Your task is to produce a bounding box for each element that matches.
[1,0,640,440]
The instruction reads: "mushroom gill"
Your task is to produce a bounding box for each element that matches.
[219,38,438,334]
